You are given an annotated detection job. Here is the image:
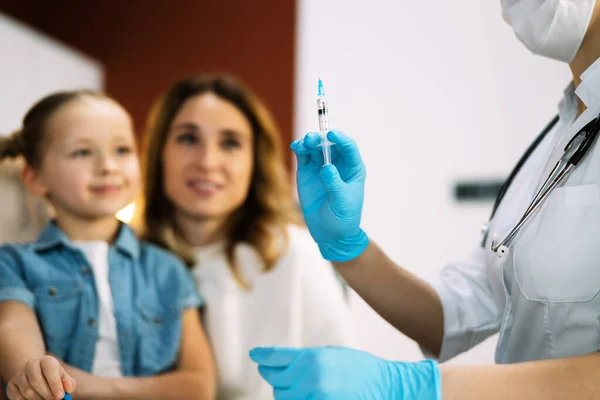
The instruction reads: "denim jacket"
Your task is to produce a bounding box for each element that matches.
[0,221,203,376]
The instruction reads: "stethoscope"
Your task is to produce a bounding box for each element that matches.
[483,113,600,258]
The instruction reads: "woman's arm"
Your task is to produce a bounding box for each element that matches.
[442,352,600,400]
[335,240,502,359]
[74,307,216,400]
[334,241,445,355]
[250,346,600,399]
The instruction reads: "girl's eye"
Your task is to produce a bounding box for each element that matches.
[71,148,92,158]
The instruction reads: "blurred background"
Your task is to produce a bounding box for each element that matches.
[0,0,573,364]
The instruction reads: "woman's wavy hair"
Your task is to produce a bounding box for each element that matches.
[137,73,302,287]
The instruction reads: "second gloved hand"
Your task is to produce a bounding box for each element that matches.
[249,346,441,400]
[290,130,369,262]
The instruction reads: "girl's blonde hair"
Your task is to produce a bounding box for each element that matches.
[0,90,108,167]
[0,90,112,242]
[137,74,302,287]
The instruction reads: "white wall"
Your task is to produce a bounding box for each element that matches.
[0,13,103,135]
[295,0,572,363]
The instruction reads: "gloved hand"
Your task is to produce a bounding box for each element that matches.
[249,346,441,400]
[290,130,369,262]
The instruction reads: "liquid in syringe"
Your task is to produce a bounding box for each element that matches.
[317,78,333,165]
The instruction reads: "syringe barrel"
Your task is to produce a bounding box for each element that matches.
[317,96,329,133]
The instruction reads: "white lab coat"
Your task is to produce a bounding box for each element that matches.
[430,57,600,363]
[192,224,357,400]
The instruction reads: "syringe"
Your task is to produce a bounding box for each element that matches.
[317,78,333,165]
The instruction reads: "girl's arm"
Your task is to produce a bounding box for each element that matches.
[0,302,45,382]
[0,302,76,400]
[69,307,216,400]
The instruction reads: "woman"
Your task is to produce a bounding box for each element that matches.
[249,1,600,399]
[137,74,356,399]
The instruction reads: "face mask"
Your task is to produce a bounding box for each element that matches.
[501,0,596,63]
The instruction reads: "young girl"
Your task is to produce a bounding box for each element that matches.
[0,91,216,400]
[137,74,356,399]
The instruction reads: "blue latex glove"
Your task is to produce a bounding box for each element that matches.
[249,346,441,400]
[290,130,369,261]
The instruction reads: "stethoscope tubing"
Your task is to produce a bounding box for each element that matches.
[491,114,600,255]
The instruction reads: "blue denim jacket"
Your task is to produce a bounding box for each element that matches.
[0,221,203,376]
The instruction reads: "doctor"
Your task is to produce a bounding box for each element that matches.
[249,0,600,399]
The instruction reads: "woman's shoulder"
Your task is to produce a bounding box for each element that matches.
[284,224,317,248]
[279,224,329,267]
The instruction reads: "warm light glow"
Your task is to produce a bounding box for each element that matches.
[116,203,135,223]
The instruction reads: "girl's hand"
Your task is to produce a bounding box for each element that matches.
[6,355,76,400]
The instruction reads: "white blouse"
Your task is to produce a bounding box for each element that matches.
[192,225,357,400]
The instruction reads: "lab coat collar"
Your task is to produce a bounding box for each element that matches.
[575,57,600,108]
[557,57,600,126]
[558,82,578,125]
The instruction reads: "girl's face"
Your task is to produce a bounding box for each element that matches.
[25,97,140,220]
[162,93,254,223]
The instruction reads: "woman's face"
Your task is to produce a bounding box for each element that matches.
[162,93,254,223]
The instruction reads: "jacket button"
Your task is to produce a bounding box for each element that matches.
[80,266,91,275]
[88,318,97,327]
[48,287,59,296]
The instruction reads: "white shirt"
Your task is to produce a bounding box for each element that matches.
[430,58,600,363]
[74,241,123,377]
[192,225,357,400]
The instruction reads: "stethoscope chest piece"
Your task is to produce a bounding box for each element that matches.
[491,232,510,258]
[497,244,509,258]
